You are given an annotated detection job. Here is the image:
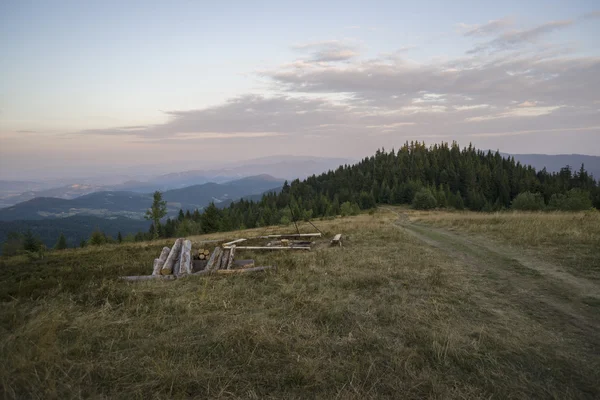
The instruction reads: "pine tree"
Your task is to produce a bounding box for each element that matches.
[117,231,123,243]
[55,233,68,250]
[23,229,41,252]
[145,191,167,239]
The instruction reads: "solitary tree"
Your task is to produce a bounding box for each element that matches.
[117,231,123,243]
[55,233,68,250]
[145,191,167,239]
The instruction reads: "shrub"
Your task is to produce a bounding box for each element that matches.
[511,191,546,211]
[412,189,437,210]
[341,201,360,217]
[548,189,593,211]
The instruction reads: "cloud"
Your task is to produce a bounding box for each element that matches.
[467,20,573,53]
[458,17,514,36]
[292,40,359,62]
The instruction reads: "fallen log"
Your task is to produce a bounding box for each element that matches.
[152,246,171,275]
[178,239,192,275]
[161,238,183,275]
[205,247,222,271]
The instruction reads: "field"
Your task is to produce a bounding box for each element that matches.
[1,209,599,399]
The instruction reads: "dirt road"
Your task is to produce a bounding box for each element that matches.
[383,207,600,348]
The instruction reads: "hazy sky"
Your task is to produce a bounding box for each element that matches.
[1,0,599,179]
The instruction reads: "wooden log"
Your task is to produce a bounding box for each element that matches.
[234,259,255,268]
[161,238,183,275]
[223,238,247,247]
[205,247,222,271]
[234,246,311,251]
[203,249,210,256]
[226,245,236,270]
[178,239,192,275]
[152,246,171,275]
[121,275,177,281]
[220,248,230,269]
[199,254,206,260]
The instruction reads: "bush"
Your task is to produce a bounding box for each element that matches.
[412,189,437,210]
[548,189,593,211]
[340,201,360,217]
[511,192,546,211]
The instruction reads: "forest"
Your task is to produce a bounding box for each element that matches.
[3,142,599,252]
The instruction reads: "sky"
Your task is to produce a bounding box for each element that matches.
[1,0,599,179]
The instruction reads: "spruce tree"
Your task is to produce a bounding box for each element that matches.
[55,233,68,250]
[145,191,167,239]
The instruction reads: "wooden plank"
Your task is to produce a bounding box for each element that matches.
[223,238,247,247]
[234,246,311,251]
[152,246,171,275]
[161,238,183,275]
[257,233,321,239]
[205,247,222,271]
[226,245,236,270]
[178,239,192,275]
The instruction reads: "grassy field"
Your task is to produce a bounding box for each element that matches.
[1,209,599,399]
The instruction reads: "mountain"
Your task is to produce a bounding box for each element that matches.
[0,216,151,251]
[0,183,104,208]
[504,154,600,179]
[0,175,284,221]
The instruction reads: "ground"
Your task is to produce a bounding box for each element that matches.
[1,209,599,399]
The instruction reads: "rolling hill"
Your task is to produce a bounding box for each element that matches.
[0,175,284,221]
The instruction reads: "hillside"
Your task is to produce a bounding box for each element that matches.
[0,175,284,221]
[1,209,598,398]
[0,216,151,250]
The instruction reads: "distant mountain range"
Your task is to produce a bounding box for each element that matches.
[0,175,284,221]
[506,154,600,179]
[0,156,351,207]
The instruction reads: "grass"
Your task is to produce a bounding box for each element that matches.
[410,209,600,279]
[1,210,599,399]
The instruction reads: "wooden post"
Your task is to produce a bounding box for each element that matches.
[220,248,230,270]
[178,239,192,275]
[161,238,183,275]
[205,247,222,271]
[226,245,236,269]
[152,246,171,275]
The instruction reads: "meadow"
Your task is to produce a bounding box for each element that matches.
[1,209,599,399]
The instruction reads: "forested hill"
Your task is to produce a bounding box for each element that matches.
[181,142,598,234]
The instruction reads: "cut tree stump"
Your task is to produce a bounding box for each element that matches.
[161,238,183,275]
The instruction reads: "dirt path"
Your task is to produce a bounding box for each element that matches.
[381,207,600,338]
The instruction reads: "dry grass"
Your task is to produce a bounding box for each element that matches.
[1,210,599,399]
[410,209,600,279]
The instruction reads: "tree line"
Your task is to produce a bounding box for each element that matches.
[2,141,598,254]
